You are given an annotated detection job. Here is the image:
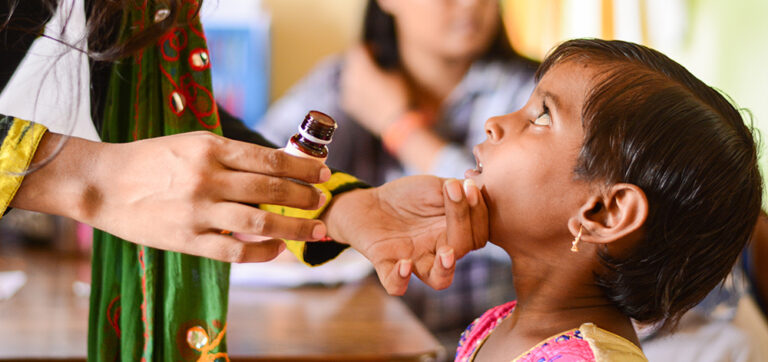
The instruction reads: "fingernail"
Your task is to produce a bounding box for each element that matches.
[445,180,463,202]
[277,242,287,253]
[319,167,332,183]
[317,192,327,209]
[463,179,478,207]
[398,260,411,278]
[312,224,327,240]
[439,248,454,269]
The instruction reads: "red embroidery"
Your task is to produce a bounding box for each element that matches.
[180,74,219,128]
[156,23,220,129]
[159,27,189,62]
[139,247,151,358]
[106,295,122,338]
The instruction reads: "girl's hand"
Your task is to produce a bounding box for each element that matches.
[340,45,410,136]
[13,131,332,263]
[322,175,488,295]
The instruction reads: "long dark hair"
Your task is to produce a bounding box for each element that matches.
[537,39,762,332]
[1,0,195,62]
[0,0,193,173]
[362,0,528,70]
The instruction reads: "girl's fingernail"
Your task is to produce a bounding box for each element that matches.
[445,180,463,202]
[312,224,327,240]
[463,179,478,206]
[278,242,287,253]
[399,260,411,278]
[439,248,454,269]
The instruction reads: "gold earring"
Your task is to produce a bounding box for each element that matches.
[571,225,583,252]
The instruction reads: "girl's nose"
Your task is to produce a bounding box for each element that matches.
[484,115,505,142]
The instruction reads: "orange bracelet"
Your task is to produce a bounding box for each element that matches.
[381,111,427,155]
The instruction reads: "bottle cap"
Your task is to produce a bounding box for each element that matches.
[298,111,337,145]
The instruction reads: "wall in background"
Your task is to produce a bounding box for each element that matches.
[262,0,366,101]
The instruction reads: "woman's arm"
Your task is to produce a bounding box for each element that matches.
[10,125,332,262]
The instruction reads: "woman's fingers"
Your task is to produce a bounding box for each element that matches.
[186,233,287,263]
[442,179,476,258]
[207,202,327,241]
[214,170,326,210]
[213,139,331,185]
[465,179,490,251]
[372,259,412,296]
[425,246,455,290]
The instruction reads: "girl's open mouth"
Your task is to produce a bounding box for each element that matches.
[465,147,483,178]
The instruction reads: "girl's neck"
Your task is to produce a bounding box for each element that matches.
[472,246,641,360]
[398,40,472,109]
[504,248,640,346]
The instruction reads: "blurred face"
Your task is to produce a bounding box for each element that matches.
[465,61,595,247]
[381,0,500,60]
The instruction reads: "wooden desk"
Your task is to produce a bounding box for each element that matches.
[0,250,443,361]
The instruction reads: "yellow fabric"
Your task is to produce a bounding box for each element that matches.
[506,328,579,362]
[259,172,362,266]
[0,118,47,218]
[580,323,647,362]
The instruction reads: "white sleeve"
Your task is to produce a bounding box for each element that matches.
[0,0,100,142]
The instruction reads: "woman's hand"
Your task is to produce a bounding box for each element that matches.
[12,131,332,263]
[322,175,488,295]
[340,45,410,136]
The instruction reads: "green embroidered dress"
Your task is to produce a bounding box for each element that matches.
[87,2,230,360]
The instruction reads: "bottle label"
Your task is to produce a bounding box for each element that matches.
[283,143,328,163]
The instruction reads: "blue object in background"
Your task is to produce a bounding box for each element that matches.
[204,15,270,128]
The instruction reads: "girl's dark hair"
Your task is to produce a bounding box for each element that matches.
[362,0,524,70]
[537,39,763,331]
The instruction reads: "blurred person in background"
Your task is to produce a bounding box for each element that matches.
[257,0,537,346]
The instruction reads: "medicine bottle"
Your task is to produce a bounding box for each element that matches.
[283,110,337,163]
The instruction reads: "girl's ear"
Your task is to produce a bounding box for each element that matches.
[569,183,648,245]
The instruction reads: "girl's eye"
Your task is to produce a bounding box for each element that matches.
[532,105,551,126]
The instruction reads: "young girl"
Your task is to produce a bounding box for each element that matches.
[455,39,762,361]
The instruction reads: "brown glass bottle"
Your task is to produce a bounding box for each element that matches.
[283,110,337,162]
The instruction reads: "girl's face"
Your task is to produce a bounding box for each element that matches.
[466,61,596,247]
[381,0,500,61]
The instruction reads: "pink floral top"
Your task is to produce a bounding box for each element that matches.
[455,301,596,362]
